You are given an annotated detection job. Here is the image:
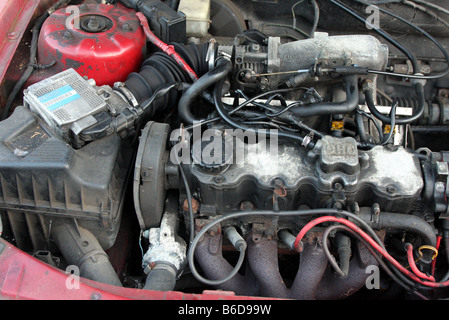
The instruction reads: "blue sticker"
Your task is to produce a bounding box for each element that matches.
[37,84,81,111]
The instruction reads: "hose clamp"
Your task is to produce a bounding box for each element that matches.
[113,82,139,108]
[206,38,217,71]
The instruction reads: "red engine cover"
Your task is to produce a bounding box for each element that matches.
[38,3,146,86]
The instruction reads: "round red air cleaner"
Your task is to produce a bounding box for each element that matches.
[37,3,146,86]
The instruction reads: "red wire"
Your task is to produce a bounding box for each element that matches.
[294,216,449,288]
[431,235,442,277]
[405,243,435,282]
[136,12,199,82]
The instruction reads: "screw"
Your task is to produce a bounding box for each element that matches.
[87,17,99,30]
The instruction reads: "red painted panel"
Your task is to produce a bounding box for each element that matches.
[37,3,146,86]
[0,238,275,300]
[0,0,40,83]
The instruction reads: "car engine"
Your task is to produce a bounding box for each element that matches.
[2,0,449,300]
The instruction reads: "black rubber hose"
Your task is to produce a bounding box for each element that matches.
[329,0,420,74]
[178,60,233,124]
[143,264,177,291]
[1,0,70,120]
[289,75,359,118]
[364,82,426,125]
[1,11,49,120]
[212,59,313,147]
[358,208,437,247]
[123,43,210,114]
[355,112,368,142]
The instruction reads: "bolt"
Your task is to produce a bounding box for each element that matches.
[372,203,380,215]
[63,30,73,39]
[274,178,283,187]
[214,176,224,183]
[122,23,132,32]
[386,185,396,194]
[87,17,99,30]
[334,182,343,191]
[183,197,199,214]
[240,200,254,211]
[79,3,88,11]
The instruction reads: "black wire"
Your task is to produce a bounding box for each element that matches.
[187,208,387,286]
[381,102,398,145]
[349,0,449,80]
[185,87,301,131]
[356,109,384,142]
[322,225,429,300]
[364,82,425,125]
[330,0,420,74]
[1,0,71,121]
[178,163,195,246]
[214,78,314,148]
[1,11,49,120]
[310,0,320,38]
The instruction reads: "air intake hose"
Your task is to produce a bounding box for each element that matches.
[121,43,212,118]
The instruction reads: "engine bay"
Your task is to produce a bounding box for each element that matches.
[1,0,449,300]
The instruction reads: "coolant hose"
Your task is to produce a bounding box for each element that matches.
[358,208,437,248]
[289,75,359,117]
[143,264,177,291]
[178,58,233,124]
[364,82,426,125]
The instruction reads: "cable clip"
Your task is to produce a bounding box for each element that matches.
[418,245,438,261]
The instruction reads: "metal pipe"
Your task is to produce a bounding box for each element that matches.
[247,235,289,298]
[194,232,256,296]
[289,237,328,300]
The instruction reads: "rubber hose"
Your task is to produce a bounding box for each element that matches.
[289,75,359,118]
[364,82,426,125]
[123,43,210,115]
[143,264,177,291]
[178,59,233,124]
